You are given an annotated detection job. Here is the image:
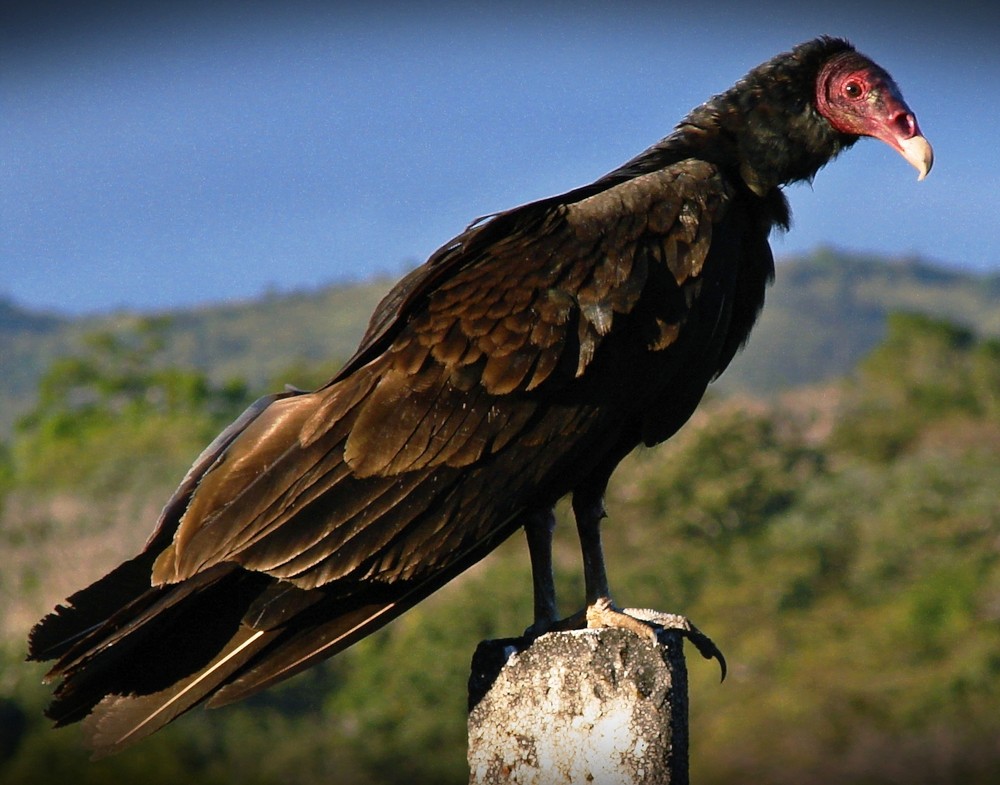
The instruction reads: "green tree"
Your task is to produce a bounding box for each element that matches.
[832,311,1000,459]
[11,317,252,493]
[637,405,826,544]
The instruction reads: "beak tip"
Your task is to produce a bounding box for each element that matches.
[899,134,934,181]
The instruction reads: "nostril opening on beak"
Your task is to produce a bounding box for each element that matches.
[893,111,917,139]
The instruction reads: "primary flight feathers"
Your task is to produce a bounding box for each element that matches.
[29,37,931,756]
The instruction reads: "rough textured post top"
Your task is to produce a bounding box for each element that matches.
[467,628,688,785]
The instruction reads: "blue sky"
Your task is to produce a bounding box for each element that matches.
[3,1,999,314]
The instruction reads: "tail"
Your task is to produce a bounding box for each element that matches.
[28,561,280,755]
[26,509,518,757]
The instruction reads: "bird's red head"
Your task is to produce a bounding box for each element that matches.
[815,50,933,180]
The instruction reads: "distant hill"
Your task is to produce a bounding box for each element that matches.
[0,281,391,435]
[719,247,1000,395]
[2,249,998,436]
[0,298,66,334]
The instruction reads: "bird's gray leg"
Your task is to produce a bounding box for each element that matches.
[572,491,612,606]
[572,487,727,680]
[572,490,649,635]
[522,508,559,637]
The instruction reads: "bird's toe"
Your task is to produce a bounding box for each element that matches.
[586,598,727,681]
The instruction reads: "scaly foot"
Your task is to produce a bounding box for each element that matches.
[525,598,726,680]
[586,597,727,680]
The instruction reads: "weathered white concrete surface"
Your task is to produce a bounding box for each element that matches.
[467,628,687,785]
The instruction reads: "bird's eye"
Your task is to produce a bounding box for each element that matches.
[844,80,863,99]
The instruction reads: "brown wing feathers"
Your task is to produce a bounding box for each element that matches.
[24,37,935,756]
[29,156,732,752]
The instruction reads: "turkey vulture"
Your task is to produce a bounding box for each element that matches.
[29,37,932,754]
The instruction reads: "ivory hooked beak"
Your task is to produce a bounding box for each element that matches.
[898,134,934,181]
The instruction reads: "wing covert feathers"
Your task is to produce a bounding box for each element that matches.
[31,36,905,755]
[30,154,747,755]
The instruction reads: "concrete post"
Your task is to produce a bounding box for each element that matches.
[467,628,688,785]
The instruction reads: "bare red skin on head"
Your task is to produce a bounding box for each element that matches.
[816,51,922,150]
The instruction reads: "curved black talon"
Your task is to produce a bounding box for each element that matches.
[623,607,727,682]
[522,600,727,682]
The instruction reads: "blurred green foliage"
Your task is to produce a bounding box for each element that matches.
[9,318,252,494]
[4,252,999,438]
[2,310,999,784]
[832,312,1000,460]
